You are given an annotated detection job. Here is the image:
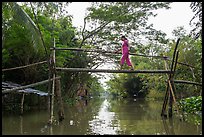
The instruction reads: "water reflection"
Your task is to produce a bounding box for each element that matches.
[2,97,202,135]
[88,99,120,135]
[162,117,175,135]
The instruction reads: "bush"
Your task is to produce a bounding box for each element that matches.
[179,96,202,114]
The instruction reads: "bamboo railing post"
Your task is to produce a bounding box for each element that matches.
[47,54,52,121]
[168,49,179,118]
[171,50,179,101]
[161,38,180,118]
[55,79,65,122]
[168,39,180,118]
[49,38,56,125]
[161,60,170,117]
[169,50,184,120]
[170,54,177,95]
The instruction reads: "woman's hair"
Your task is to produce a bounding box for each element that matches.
[121,35,127,40]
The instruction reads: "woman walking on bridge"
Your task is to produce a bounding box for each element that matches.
[115,36,134,70]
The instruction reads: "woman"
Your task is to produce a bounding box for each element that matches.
[115,36,134,70]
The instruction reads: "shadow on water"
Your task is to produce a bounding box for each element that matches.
[2,97,202,135]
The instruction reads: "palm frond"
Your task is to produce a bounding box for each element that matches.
[10,2,44,52]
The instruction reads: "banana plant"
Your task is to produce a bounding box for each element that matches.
[2,2,43,52]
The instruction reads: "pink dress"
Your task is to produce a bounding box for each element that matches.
[120,40,132,66]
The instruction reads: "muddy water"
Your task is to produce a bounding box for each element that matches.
[2,97,202,135]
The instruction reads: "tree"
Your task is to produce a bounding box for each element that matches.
[124,75,149,98]
[2,2,43,51]
[189,2,202,39]
[2,2,46,84]
[2,2,104,98]
[76,2,171,69]
[167,27,202,97]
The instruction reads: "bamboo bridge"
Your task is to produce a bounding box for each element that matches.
[2,38,202,124]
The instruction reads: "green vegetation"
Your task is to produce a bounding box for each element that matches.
[2,2,104,100]
[178,96,202,125]
[179,96,202,114]
[2,2,202,120]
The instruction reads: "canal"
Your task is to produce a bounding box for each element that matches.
[2,97,202,135]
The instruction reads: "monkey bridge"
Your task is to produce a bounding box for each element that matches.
[2,38,202,124]
[50,37,202,121]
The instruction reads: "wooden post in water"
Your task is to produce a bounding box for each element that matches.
[55,79,65,122]
[49,38,56,124]
[169,50,183,120]
[20,93,25,115]
[161,38,180,117]
[161,60,170,117]
[171,50,179,101]
[168,49,180,118]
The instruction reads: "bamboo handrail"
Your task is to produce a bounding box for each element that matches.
[172,80,202,86]
[167,59,195,68]
[56,67,173,74]
[50,47,195,68]
[51,47,169,58]
[2,77,61,94]
[2,61,47,72]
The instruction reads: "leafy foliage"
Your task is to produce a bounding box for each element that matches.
[179,96,202,114]
[106,74,149,98]
[2,2,202,111]
[77,2,171,68]
[124,75,149,98]
[2,2,104,99]
[189,2,202,39]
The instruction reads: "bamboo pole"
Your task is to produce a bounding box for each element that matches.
[47,54,53,123]
[20,93,25,115]
[173,80,202,86]
[30,1,53,126]
[169,50,182,119]
[170,50,179,98]
[161,38,180,117]
[51,47,168,59]
[168,50,180,118]
[56,67,172,74]
[161,84,170,117]
[51,47,194,68]
[55,79,65,122]
[50,38,56,125]
[161,60,170,117]
[170,39,180,75]
[2,61,47,72]
[167,80,180,115]
[168,39,180,118]
[2,77,61,94]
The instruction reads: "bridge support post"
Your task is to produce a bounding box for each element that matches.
[55,78,65,122]
[161,38,180,118]
[49,38,56,125]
